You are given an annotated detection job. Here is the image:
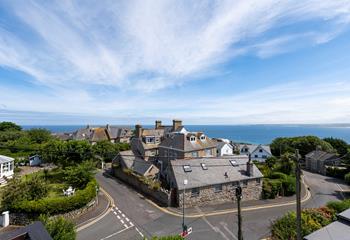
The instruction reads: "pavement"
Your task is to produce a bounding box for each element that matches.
[75,190,110,229]
[77,169,348,240]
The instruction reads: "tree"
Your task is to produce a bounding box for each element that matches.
[40,216,76,240]
[27,128,52,144]
[92,140,118,162]
[278,153,295,175]
[63,161,96,189]
[265,156,277,169]
[271,136,334,157]
[0,121,22,131]
[323,137,349,156]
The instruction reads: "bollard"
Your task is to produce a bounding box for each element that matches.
[2,211,9,227]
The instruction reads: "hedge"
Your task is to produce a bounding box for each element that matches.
[262,173,296,199]
[270,172,288,180]
[271,207,335,240]
[12,179,98,215]
[326,199,350,213]
[326,167,348,179]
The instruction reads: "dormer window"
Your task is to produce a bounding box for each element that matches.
[259,149,263,153]
[200,135,206,141]
[201,163,208,170]
[190,136,196,142]
[183,165,192,172]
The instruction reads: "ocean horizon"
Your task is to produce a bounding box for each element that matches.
[22,124,350,144]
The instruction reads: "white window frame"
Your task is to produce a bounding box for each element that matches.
[191,188,200,197]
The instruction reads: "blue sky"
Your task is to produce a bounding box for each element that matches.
[1,0,350,125]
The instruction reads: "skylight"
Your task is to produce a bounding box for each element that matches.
[201,163,208,170]
[230,160,238,167]
[183,165,192,172]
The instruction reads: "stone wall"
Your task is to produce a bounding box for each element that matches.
[9,197,97,226]
[178,179,262,208]
[113,168,171,207]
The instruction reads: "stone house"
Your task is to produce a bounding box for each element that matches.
[237,143,272,162]
[167,155,263,207]
[158,132,217,174]
[114,150,159,178]
[305,148,340,175]
[105,125,132,143]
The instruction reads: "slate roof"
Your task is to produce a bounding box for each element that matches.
[0,221,53,240]
[117,150,158,176]
[217,141,233,149]
[304,208,350,240]
[73,127,92,140]
[0,155,14,164]
[142,129,165,137]
[106,126,132,139]
[160,132,217,152]
[90,127,109,142]
[305,150,337,162]
[170,156,263,190]
[239,144,271,155]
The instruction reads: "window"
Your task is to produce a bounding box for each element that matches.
[230,160,238,167]
[242,180,248,188]
[262,155,267,159]
[259,149,263,153]
[191,151,198,157]
[201,163,208,170]
[191,188,200,197]
[200,135,206,140]
[183,165,192,172]
[190,136,196,142]
[145,136,155,144]
[255,155,258,158]
[205,149,212,156]
[214,184,222,193]
[256,178,261,185]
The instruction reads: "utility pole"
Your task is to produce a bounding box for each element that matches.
[295,149,302,240]
[182,179,188,233]
[236,185,243,240]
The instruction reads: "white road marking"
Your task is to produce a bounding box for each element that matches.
[122,213,125,218]
[112,211,117,215]
[125,217,130,222]
[135,227,144,238]
[124,224,128,228]
[100,226,132,240]
[118,210,122,213]
[220,222,238,240]
[121,219,125,224]
[117,215,121,219]
[130,222,134,227]
[336,184,346,200]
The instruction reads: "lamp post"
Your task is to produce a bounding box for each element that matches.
[182,179,188,233]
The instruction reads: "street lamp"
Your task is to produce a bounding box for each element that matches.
[182,179,188,233]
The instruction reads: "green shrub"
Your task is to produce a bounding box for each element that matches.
[262,178,282,199]
[271,207,335,239]
[40,215,76,240]
[327,199,350,213]
[344,172,350,184]
[281,176,296,196]
[270,172,288,180]
[11,179,98,215]
[63,161,96,189]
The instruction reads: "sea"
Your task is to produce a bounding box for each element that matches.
[21,124,350,144]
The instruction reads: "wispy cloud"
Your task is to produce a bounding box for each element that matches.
[1,0,350,91]
[0,0,350,124]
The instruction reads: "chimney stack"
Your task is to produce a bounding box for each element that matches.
[135,124,143,138]
[246,154,254,176]
[155,120,162,129]
[172,119,182,131]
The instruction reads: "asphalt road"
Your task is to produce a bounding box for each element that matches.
[77,170,348,240]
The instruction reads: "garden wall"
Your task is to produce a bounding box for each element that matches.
[112,168,171,207]
[9,197,97,225]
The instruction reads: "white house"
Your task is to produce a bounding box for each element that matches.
[217,142,234,156]
[0,155,15,185]
[238,144,272,162]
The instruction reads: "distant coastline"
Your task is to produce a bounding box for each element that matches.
[21,124,350,144]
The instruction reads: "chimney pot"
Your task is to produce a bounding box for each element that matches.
[155,120,162,129]
[172,119,182,131]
